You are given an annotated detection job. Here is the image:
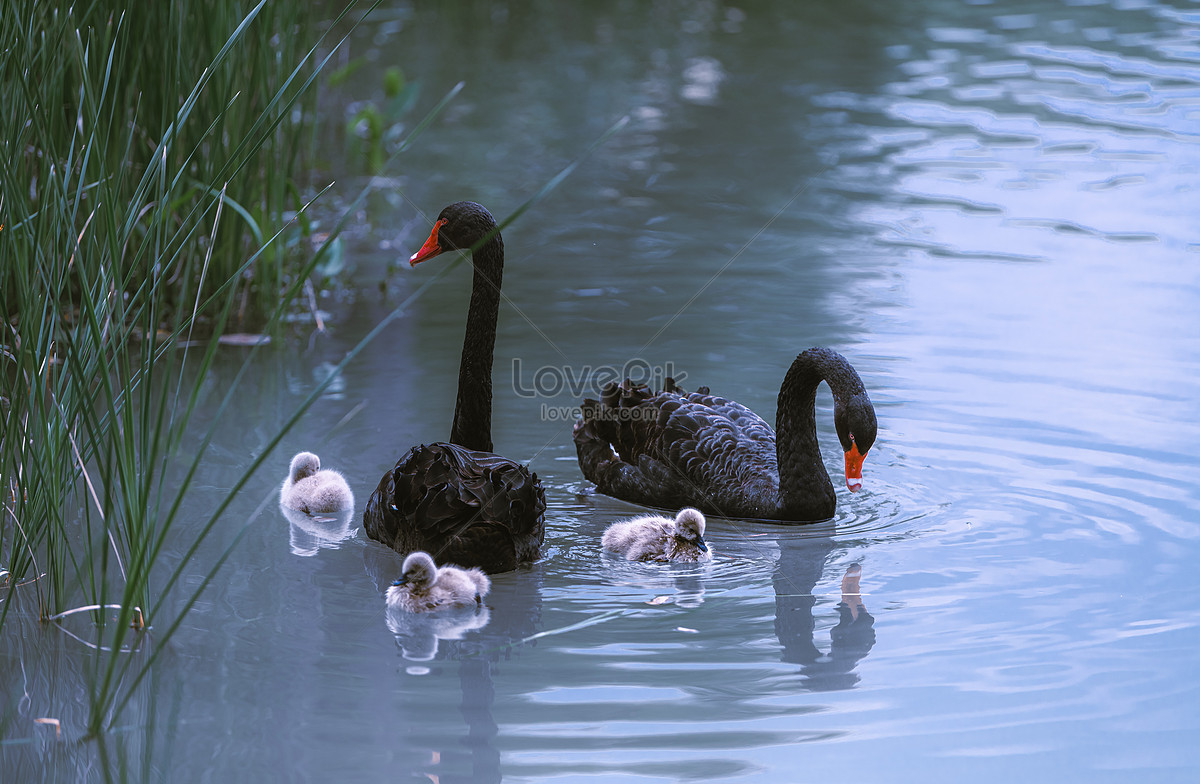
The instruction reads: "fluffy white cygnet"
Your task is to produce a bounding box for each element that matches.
[601,507,712,563]
[280,451,355,514]
[386,551,492,613]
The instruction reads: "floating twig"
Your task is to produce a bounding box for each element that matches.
[303,278,326,333]
[47,603,149,652]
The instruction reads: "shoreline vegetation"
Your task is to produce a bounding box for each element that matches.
[1,0,619,771]
[0,0,383,766]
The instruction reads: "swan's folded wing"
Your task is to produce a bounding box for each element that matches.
[575,384,780,516]
[661,393,774,461]
[364,443,546,572]
[650,394,780,515]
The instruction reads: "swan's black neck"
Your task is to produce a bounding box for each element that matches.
[774,347,864,520]
[449,234,503,453]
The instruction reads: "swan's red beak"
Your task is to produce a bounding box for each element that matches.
[409,219,447,266]
[844,443,866,492]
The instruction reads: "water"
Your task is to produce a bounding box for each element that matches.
[6,0,1200,780]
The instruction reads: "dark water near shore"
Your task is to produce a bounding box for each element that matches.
[6,0,1200,780]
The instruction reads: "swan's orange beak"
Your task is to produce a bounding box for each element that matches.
[409,219,447,266]
[844,443,866,492]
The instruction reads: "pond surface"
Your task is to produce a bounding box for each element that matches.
[7,0,1200,780]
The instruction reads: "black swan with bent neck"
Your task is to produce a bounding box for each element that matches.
[363,202,545,573]
[574,347,877,522]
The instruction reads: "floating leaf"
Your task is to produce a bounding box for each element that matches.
[315,235,345,277]
[646,595,672,606]
[34,718,61,738]
[676,627,699,634]
[327,57,366,87]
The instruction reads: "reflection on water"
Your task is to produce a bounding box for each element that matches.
[280,505,359,557]
[386,603,492,666]
[383,560,545,784]
[599,553,711,608]
[775,544,876,692]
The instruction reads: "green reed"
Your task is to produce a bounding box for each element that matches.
[0,2,626,769]
[1,2,317,324]
[0,0,385,745]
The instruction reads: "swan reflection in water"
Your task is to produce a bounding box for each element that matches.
[279,505,357,557]
[773,533,876,691]
[363,543,544,784]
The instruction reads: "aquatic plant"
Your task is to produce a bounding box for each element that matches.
[0,0,388,756]
[0,1,625,768]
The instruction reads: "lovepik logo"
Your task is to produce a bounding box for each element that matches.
[511,358,687,399]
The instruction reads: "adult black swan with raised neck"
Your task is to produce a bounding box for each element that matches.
[363,202,546,573]
[573,347,877,522]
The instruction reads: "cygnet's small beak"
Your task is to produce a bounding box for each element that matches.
[391,577,408,587]
[696,538,708,553]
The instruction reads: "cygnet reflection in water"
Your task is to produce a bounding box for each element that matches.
[387,602,492,662]
[279,505,357,556]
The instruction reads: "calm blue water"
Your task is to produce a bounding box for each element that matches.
[5,0,1200,781]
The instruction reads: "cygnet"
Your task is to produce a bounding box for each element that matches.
[280,451,354,514]
[601,507,711,563]
[385,551,491,613]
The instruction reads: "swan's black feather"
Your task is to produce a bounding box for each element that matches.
[364,202,547,571]
[575,382,784,519]
[364,443,546,574]
[574,348,876,522]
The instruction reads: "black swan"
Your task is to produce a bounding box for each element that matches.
[601,507,711,563]
[574,347,877,522]
[363,202,546,573]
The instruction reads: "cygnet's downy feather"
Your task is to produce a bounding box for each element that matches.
[280,451,354,514]
[386,551,492,613]
[601,507,712,563]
